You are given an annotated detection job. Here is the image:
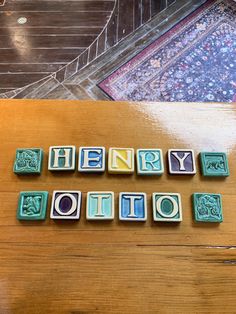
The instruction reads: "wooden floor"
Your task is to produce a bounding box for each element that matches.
[0,0,115,94]
[0,0,177,98]
[0,99,235,313]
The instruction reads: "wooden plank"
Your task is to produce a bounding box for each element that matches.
[0,12,111,27]
[0,27,103,36]
[118,0,134,41]
[0,35,97,49]
[0,48,85,63]
[1,0,115,12]
[0,244,235,313]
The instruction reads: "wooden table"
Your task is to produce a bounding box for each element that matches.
[0,100,235,313]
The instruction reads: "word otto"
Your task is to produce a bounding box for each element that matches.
[17,191,223,223]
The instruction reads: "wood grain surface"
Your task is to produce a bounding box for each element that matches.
[0,100,235,314]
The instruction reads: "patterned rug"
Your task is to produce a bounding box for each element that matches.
[98,0,236,102]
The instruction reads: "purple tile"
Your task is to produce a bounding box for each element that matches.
[50,191,82,219]
[168,149,196,174]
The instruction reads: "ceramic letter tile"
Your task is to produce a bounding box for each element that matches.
[200,152,229,177]
[119,192,147,221]
[78,147,105,172]
[50,191,82,219]
[136,149,164,175]
[168,149,196,174]
[48,146,76,171]
[152,193,182,222]
[13,148,43,174]
[17,191,48,220]
[86,192,114,220]
[192,193,223,223]
[108,148,134,174]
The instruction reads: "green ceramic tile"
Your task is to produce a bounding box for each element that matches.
[17,191,48,220]
[192,193,223,223]
[200,152,229,177]
[152,193,182,222]
[13,148,43,174]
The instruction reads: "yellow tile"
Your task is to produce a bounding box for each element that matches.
[108,148,134,174]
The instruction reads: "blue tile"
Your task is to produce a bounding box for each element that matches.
[119,192,147,221]
[78,147,105,172]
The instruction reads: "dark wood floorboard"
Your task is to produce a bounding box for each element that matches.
[0,0,115,93]
[1,1,114,12]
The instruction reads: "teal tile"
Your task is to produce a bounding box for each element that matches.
[136,149,164,175]
[13,148,43,174]
[86,192,114,220]
[192,193,223,223]
[152,193,182,222]
[17,191,48,220]
[200,152,229,177]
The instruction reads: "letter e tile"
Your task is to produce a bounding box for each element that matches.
[78,147,105,172]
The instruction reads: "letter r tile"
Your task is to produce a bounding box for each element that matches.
[86,192,114,220]
[168,149,196,174]
[50,191,82,219]
[136,149,164,175]
[119,192,147,221]
[48,146,76,171]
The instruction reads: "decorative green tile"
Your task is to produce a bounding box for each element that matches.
[200,152,229,177]
[13,148,43,174]
[192,193,223,223]
[17,191,48,220]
